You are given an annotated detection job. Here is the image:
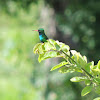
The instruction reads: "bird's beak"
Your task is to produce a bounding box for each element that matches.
[32,30,38,31]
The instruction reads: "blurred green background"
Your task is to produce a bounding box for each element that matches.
[0,0,100,100]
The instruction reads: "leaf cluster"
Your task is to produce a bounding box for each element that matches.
[33,39,100,100]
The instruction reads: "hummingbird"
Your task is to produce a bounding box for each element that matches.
[33,28,48,43]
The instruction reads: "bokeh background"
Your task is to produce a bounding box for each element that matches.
[0,0,100,100]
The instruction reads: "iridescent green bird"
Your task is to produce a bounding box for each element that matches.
[33,28,48,43]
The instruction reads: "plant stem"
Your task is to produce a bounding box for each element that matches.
[61,50,94,78]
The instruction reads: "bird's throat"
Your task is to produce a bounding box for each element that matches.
[39,34,44,42]
[39,32,43,35]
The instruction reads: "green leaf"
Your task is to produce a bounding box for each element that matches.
[33,43,45,54]
[71,50,77,56]
[48,39,56,46]
[84,62,92,73]
[97,60,100,69]
[55,40,70,53]
[95,86,100,95]
[95,78,100,83]
[85,80,91,85]
[83,56,87,63]
[90,61,100,76]
[38,51,61,62]
[50,61,68,71]
[44,42,55,51]
[38,44,44,54]
[38,53,45,63]
[59,64,82,73]
[71,50,86,67]
[33,43,41,54]
[93,97,100,100]
[55,43,60,51]
[70,77,87,82]
[61,45,70,53]
[59,66,69,73]
[49,39,56,43]
[91,65,100,76]
[81,86,92,96]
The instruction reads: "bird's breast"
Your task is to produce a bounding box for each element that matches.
[39,35,44,41]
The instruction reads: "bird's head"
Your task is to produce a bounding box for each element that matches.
[33,28,44,33]
[38,28,44,32]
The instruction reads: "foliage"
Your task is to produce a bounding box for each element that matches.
[0,0,100,99]
[33,39,100,100]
